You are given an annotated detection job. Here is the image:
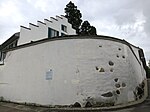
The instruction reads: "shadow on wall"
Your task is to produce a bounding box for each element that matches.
[146,66,150,78]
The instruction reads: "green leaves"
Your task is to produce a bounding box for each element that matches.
[64,1,97,35]
[64,1,82,33]
[79,21,97,35]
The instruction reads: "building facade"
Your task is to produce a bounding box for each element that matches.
[0,15,147,108]
[0,15,76,64]
[18,15,76,45]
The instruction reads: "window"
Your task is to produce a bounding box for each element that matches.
[61,25,67,32]
[61,33,66,36]
[0,52,3,65]
[48,28,59,38]
[0,52,6,62]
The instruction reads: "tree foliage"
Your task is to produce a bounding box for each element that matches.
[64,1,97,35]
[79,21,97,35]
[64,1,82,33]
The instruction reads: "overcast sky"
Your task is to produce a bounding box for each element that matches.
[0,0,150,61]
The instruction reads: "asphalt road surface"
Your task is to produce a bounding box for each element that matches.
[0,99,150,112]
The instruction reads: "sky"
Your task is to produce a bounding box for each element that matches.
[0,0,150,62]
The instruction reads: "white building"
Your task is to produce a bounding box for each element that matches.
[0,15,76,62]
[0,15,147,108]
[18,15,76,45]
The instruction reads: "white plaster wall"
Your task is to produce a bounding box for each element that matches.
[18,16,76,45]
[56,16,76,35]
[0,38,146,106]
[130,46,141,63]
[19,28,31,45]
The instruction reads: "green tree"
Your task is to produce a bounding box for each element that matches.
[79,21,97,35]
[64,1,97,35]
[64,1,82,33]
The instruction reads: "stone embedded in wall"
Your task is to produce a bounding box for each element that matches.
[110,68,114,72]
[114,78,118,82]
[73,102,81,107]
[118,48,121,50]
[101,92,113,97]
[116,54,119,58]
[122,82,126,87]
[116,90,120,94]
[95,66,99,70]
[133,81,145,100]
[81,96,116,107]
[137,86,144,98]
[99,68,105,72]
[85,102,92,107]
[95,66,105,72]
[122,55,125,58]
[141,81,145,88]
[114,78,127,88]
[115,83,121,88]
[109,61,114,66]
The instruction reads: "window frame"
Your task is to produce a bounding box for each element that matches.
[61,24,67,32]
[48,28,59,38]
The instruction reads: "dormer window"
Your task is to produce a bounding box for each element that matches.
[61,25,67,32]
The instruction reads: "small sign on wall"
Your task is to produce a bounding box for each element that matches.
[46,69,53,80]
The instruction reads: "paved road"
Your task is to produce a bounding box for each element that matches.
[0,102,150,112]
[0,99,150,112]
[0,79,150,112]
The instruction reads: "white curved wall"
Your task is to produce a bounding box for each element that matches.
[0,37,146,107]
